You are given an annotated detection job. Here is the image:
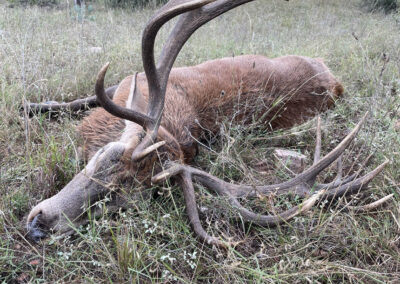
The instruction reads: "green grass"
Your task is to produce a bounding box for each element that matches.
[1,0,400,282]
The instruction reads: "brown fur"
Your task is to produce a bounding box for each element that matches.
[79,55,343,164]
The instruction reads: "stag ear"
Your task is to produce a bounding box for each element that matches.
[128,73,148,114]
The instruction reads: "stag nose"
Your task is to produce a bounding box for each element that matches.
[27,213,48,242]
[26,199,59,242]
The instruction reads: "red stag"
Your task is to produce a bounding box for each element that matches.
[26,0,388,246]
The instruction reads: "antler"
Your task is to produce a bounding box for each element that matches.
[152,113,390,247]
[95,0,257,161]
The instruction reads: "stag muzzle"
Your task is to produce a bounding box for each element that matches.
[27,142,126,242]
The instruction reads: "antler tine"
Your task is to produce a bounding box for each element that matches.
[180,172,229,247]
[294,112,368,184]
[226,190,326,226]
[313,116,322,164]
[238,112,369,196]
[315,153,373,191]
[308,116,322,186]
[323,160,388,199]
[336,154,343,180]
[143,0,216,89]
[95,63,154,126]
[347,194,394,212]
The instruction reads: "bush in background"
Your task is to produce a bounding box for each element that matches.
[362,0,399,13]
[101,0,167,9]
[7,0,58,7]
[7,0,167,9]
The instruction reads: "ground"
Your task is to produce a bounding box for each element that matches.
[0,0,400,282]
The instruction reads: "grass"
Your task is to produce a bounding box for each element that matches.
[1,0,400,282]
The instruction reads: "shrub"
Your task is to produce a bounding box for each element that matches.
[7,0,167,9]
[7,0,58,7]
[101,0,168,9]
[361,0,399,13]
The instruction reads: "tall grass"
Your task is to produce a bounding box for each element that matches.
[1,0,400,282]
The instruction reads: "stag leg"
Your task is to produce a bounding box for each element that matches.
[24,85,118,116]
[152,114,389,246]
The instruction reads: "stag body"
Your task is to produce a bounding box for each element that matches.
[27,54,343,239]
[80,55,343,162]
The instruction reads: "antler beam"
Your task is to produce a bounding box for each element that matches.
[152,114,388,246]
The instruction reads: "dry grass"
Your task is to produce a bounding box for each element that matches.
[1,0,400,282]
